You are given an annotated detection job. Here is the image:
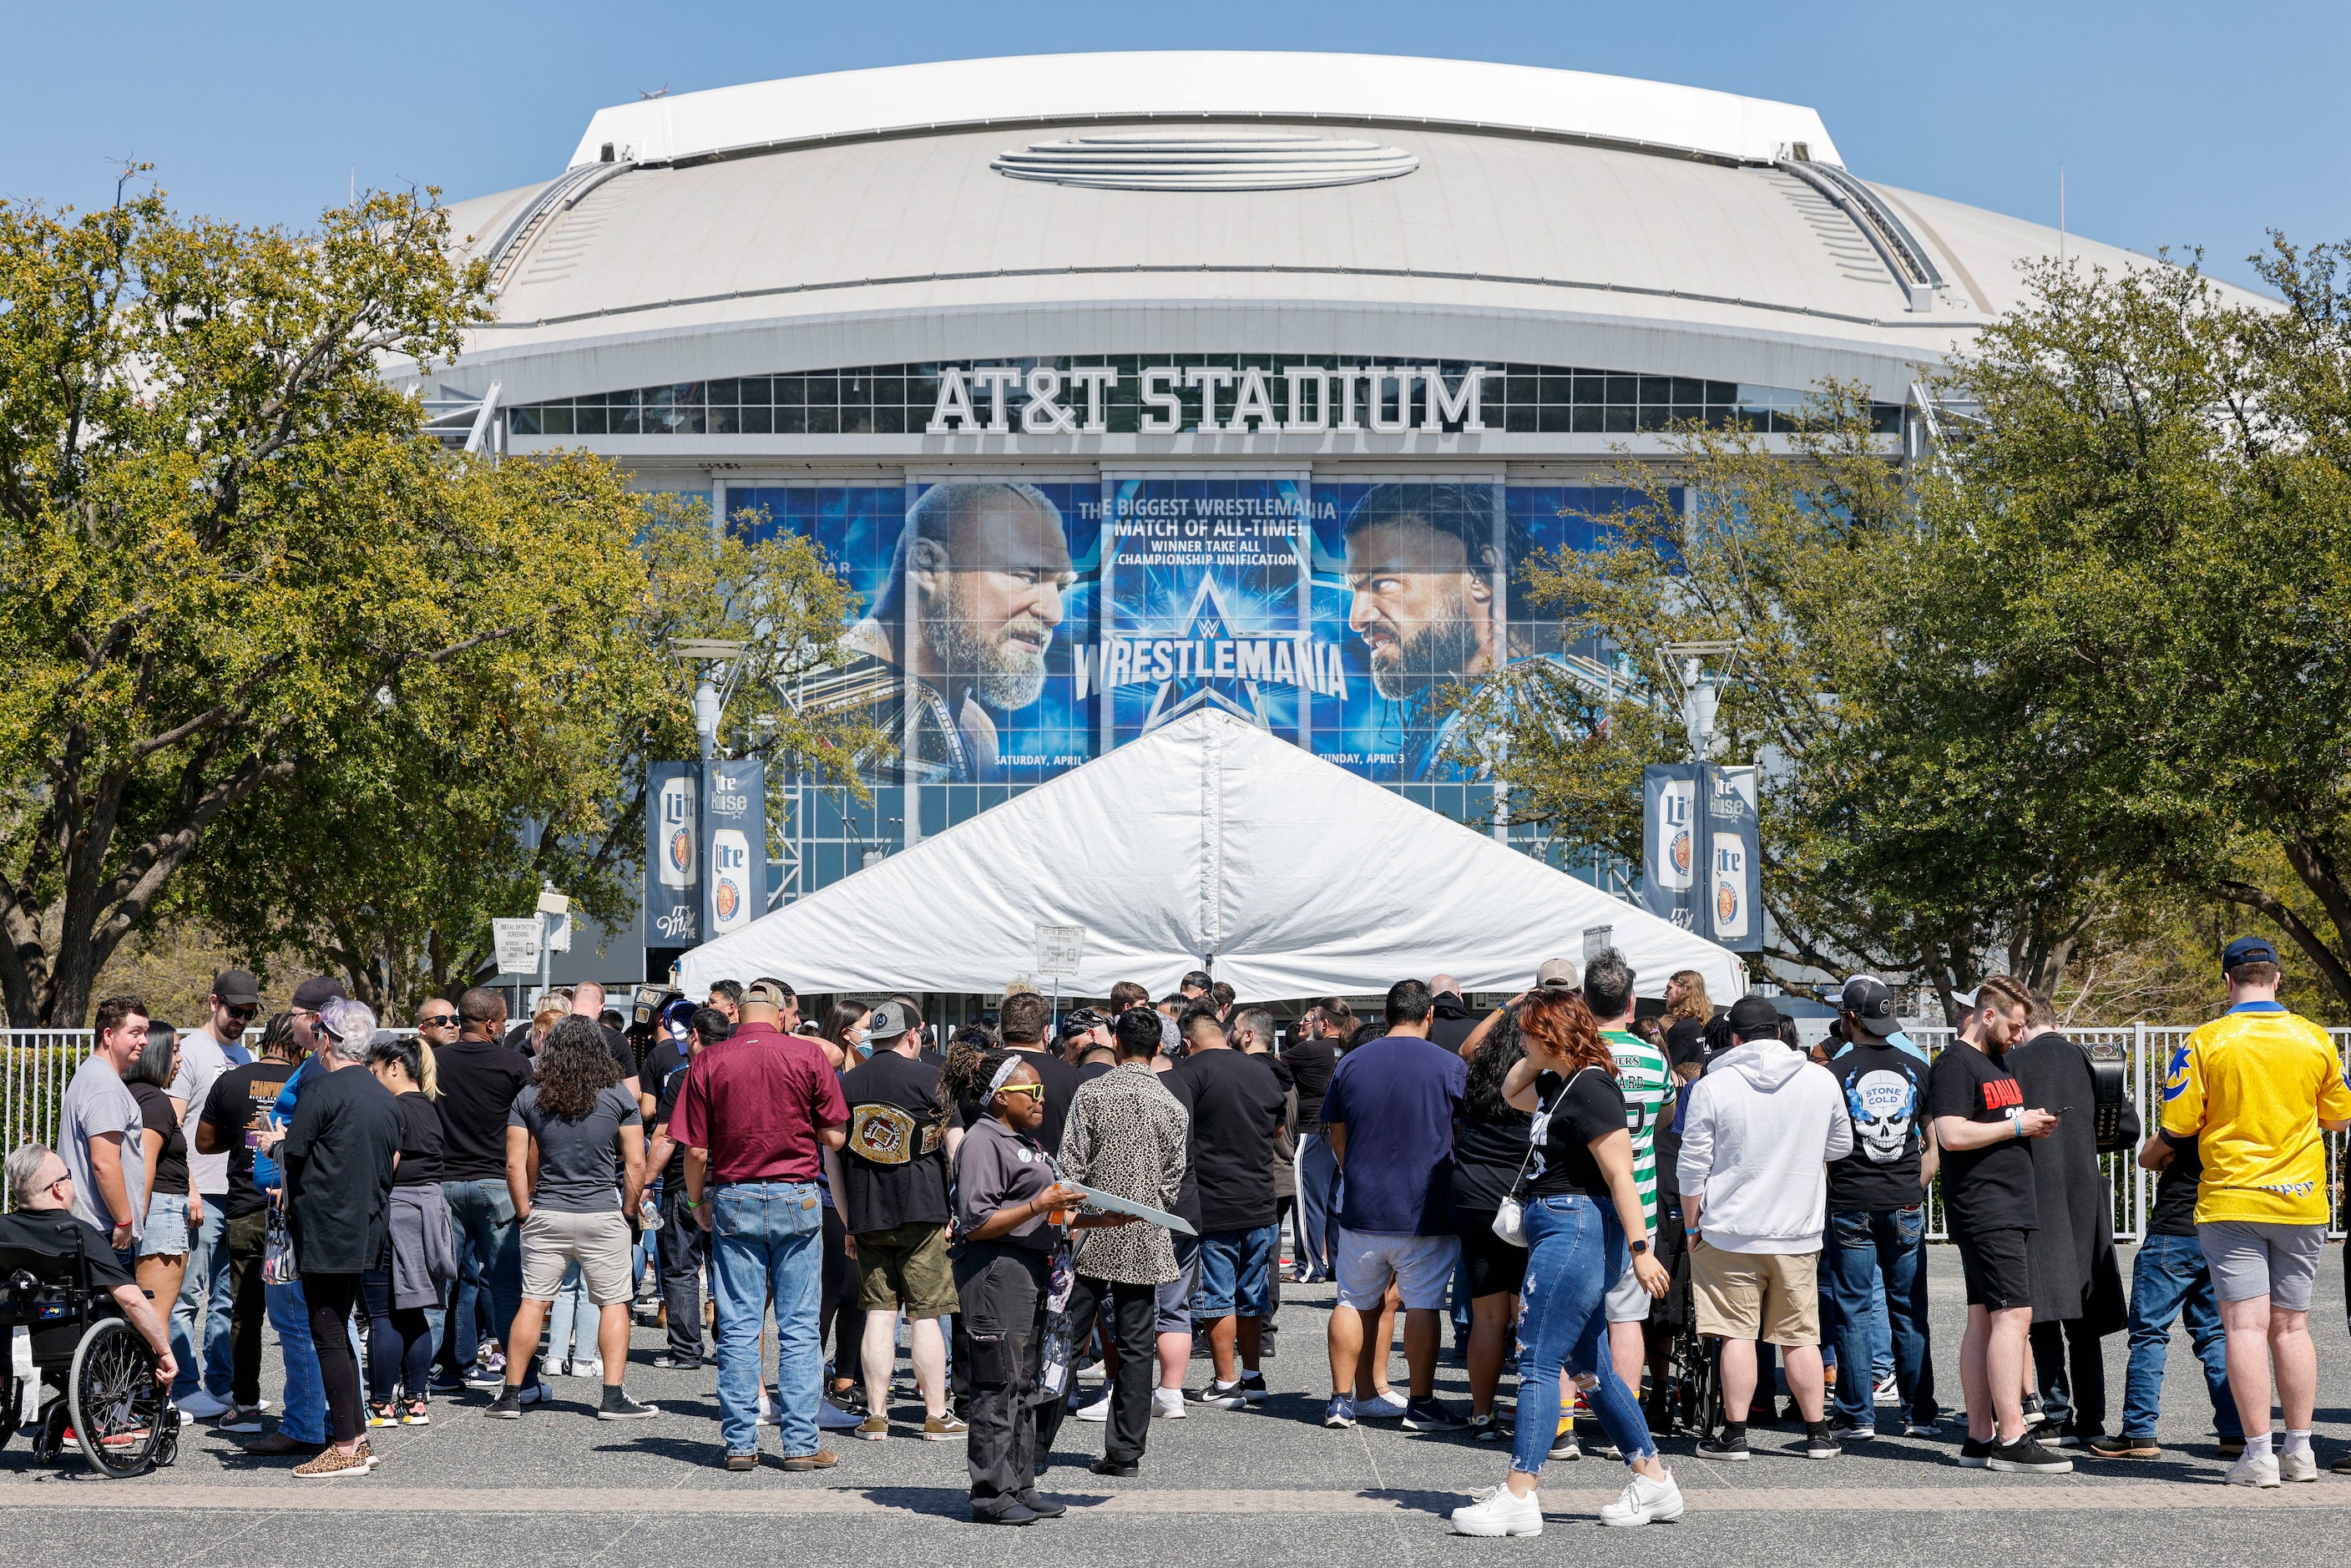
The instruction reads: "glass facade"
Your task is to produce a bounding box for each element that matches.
[509,356,1904,438]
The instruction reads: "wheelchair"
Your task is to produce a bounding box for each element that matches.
[0,1240,180,1478]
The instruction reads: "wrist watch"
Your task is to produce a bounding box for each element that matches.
[1629,1239,1650,1256]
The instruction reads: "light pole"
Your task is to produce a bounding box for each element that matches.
[1660,640,1738,761]
[667,639,747,761]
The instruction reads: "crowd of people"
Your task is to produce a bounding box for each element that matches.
[12,935,2347,1530]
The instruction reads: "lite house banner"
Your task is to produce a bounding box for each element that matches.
[645,761,700,948]
[1704,764,1763,953]
[1640,764,1700,931]
[701,758,767,940]
[729,477,1666,791]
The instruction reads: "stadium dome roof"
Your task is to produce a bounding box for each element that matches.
[413,53,2237,415]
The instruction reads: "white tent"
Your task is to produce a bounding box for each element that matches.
[680,710,1746,1002]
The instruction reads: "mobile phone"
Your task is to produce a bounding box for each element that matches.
[2053,1106,2071,1116]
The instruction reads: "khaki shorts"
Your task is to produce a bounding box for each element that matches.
[520,1207,635,1307]
[1690,1238,1820,1346]
[856,1221,958,1318]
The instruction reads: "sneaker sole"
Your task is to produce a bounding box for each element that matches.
[1325,1417,1356,1429]
[2090,1445,2159,1459]
[1986,1457,2074,1474]
[597,1409,660,1420]
[483,1409,523,1420]
[1603,1500,1684,1528]
[1450,1518,1542,1537]
[923,1431,967,1442]
[1696,1449,1749,1462]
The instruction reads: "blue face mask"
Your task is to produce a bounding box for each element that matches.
[855,1029,872,1059]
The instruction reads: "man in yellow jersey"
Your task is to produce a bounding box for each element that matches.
[2157,937,2351,1488]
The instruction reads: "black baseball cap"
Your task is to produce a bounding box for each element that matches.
[1065,1007,1110,1032]
[2222,936,2278,970]
[290,976,346,1011]
[1725,994,1781,1039]
[210,969,261,1007]
[1838,976,1900,1038]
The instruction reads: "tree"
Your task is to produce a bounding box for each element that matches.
[1929,240,2351,1014]
[180,483,881,1016]
[0,181,494,1025]
[1471,386,2151,1017]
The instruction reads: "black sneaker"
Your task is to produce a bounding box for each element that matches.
[647,1353,703,1372]
[1090,1457,1140,1477]
[1017,1493,1068,1520]
[2056,1426,2104,1449]
[1803,1427,1842,1459]
[1986,1434,2074,1474]
[2088,1434,2160,1459]
[1402,1397,1466,1432]
[598,1389,661,1420]
[1957,1436,1993,1468]
[1696,1431,1751,1462]
[1824,1415,1876,1442]
[2328,1451,2351,1475]
[2019,1392,2045,1429]
[483,1387,523,1420]
[1187,1380,1248,1410]
[1238,1372,1270,1404]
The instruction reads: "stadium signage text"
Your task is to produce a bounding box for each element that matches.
[926,363,1494,436]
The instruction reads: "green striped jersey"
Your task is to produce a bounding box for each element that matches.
[1603,1030,1671,1224]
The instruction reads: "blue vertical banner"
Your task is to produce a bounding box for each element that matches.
[1703,764,1762,953]
[1641,764,1700,930]
[645,762,701,948]
[702,758,767,941]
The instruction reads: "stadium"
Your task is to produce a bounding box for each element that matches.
[395,50,2147,953]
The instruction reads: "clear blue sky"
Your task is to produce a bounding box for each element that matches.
[4,1,2340,293]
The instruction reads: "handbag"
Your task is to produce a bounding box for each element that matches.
[262,1206,300,1286]
[1492,1067,1600,1248]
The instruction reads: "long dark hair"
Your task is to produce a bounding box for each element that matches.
[1464,1008,1532,1125]
[818,1001,869,1055]
[1519,989,1616,1079]
[534,1014,620,1121]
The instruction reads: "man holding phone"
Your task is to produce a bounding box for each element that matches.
[1925,974,2067,1474]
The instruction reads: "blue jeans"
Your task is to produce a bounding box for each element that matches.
[1191,1224,1278,1318]
[2121,1232,2240,1441]
[265,1277,328,1444]
[443,1178,533,1384]
[546,1261,594,1364]
[710,1181,826,1457]
[1824,1206,1935,1427]
[1294,1135,1340,1281]
[170,1199,234,1399]
[1512,1194,1655,1474]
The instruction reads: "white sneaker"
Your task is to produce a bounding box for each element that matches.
[1451,1485,1543,1537]
[817,1400,862,1430]
[2226,1453,2282,1489]
[177,1388,230,1419]
[2279,1449,2318,1484]
[1074,1392,1113,1424]
[1152,1388,1186,1419]
[1358,1389,1411,1419]
[1872,1373,1901,1409]
[1600,1469,1685,1528]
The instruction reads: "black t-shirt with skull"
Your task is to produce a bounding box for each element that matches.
[1825,1039,1928,1211]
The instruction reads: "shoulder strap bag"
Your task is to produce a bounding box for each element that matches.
[1492,1066,1602,1248]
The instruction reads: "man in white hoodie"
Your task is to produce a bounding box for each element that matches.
[1678,994,1853,1462]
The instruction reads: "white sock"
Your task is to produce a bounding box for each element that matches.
[2282,1429,2312,1459]
[2245,1431,2273,1461]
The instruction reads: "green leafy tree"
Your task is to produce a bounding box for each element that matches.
[0,181,493,1025]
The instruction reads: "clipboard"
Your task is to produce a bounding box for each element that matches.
[1073,1183,1197,1236]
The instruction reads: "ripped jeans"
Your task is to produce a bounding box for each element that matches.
[1512,1193,1656,1475]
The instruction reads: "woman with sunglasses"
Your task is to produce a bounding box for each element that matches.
[940,1041,1132,1525]
[124,1023,202,1350]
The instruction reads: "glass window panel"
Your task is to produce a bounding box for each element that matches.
[740,404,773,434]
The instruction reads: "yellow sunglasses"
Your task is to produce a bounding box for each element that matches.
[995,1082,1045,1101]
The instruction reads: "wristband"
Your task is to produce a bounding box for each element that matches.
[2008,1108,2023,1139]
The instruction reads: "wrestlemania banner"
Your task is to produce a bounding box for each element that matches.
[730,478,1664,790]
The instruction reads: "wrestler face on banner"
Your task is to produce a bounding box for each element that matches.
[1342,489,1503,700]
[849,482,1075,706]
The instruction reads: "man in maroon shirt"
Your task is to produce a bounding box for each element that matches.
[676,977,850,1471]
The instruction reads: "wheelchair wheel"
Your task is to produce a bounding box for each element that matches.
[0,1375,21,1452]
[68,1318,164,1478]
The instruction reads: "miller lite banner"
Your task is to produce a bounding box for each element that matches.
[645,762,700,948]
[1641,762,1762,953]
[700,758,767,941]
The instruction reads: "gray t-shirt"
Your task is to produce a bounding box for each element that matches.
[62,1055,146,1239]
[953,1115,1057,1252]
[169,1025,237,1196]
[508,1083,641,1214]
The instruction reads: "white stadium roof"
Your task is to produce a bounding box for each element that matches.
[564,52,1843,171]
[410,53,2263,417]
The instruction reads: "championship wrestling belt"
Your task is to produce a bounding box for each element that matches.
[849,1103,918,1165]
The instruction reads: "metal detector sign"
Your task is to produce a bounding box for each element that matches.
[1034,925,1085,979]
[701,758,766,940]
[492,918,541,975]
[645,762,700,946]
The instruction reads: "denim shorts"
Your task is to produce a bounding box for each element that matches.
[1191,1224,1278,1318]
[140,1191,191,1257]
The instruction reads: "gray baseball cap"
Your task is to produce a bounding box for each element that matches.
[864,1000,914,1042]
